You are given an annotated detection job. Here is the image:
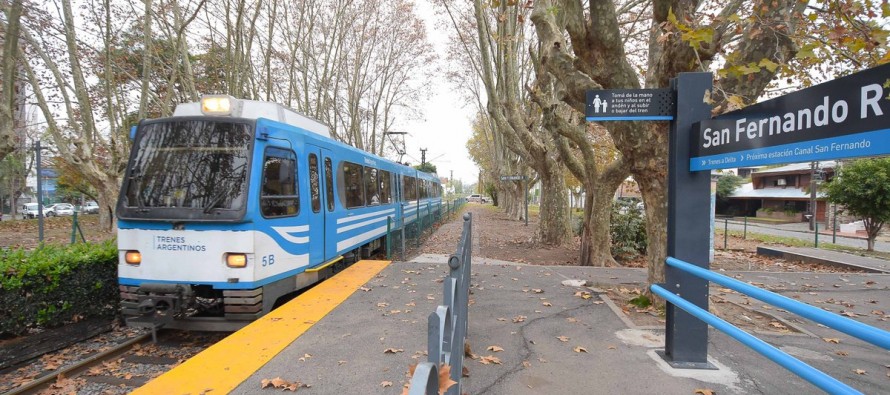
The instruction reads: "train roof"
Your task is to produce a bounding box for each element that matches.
[173,96,330,138]
[168,96,438,182]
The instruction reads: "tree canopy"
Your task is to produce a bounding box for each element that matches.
[716,173,744,203]
[415,162,438,174]
[824,158,890,251]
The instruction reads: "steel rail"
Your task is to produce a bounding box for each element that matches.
[7,332,152,395]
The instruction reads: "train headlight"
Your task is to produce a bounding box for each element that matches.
[125,250,142,265]
[226,253,248,268]
[201,95,236,116]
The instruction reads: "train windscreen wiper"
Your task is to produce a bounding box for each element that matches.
[202,191,227,214]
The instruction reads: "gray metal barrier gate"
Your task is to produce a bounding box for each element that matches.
[407,212,472,395]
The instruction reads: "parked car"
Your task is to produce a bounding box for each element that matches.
[81,201,100,214]
[467,194,488,203]
[22,203,40,219]
[44,203,75,217]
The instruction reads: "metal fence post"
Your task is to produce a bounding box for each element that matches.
[743,216,747,239]
[400,204,407,261]
[416,201,421,249]
[832,204,837,244]
[71,211,78,244]
[386,216,392,260]
[724,218,728,249]
[815,221,819,248]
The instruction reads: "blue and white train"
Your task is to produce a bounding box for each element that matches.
[117,95,442,331]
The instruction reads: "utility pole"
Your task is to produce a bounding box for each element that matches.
[420,148,427,166]
[36,140,44,243]
[809,161,817,231]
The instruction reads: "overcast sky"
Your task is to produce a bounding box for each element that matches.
[398,1,479,185]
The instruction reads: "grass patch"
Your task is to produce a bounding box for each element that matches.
[716,229,890,260]
[717,229,813,247]
[729,216,797,224]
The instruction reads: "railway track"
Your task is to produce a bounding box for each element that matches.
[3,330,227,395]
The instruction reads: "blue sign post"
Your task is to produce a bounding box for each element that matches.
[691,63,890,171]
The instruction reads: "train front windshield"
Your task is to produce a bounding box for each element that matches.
[118,119,254,221]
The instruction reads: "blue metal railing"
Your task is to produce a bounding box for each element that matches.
[653,257,890,395]
[407,212,472,395]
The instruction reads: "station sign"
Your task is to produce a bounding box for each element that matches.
[690,63,890,171]
[500,175,525,181]
[585,89,675,121]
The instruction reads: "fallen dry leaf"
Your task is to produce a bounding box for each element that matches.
[769,322,787,329]
[381,381,393,388]
[542,302,552,307]
[438,364,458,394]
[823,338,841,344]
[853,369,867,375]
[513,315,526,323]
[694,389,715,395]
[557,336,569,342]
[573,346,588,353]
[260,377,306,391]
[479,355,502,365]
[384,348,404,354]
[487,345,504,352]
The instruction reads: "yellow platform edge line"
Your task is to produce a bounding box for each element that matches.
[131,260,391,395]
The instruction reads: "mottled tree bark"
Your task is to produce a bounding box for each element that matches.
[0,0,23,163]
[532,0,804,284]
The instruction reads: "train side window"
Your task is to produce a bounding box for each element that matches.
[340,162,364,208]
[379,170,392,204]
[325,158,334,212]
[402,175,416,201]
[420,180,428,199]
[309,154,320,213]
[260,148,299,218]
[365,167,379,206]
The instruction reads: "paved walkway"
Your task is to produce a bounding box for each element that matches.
[137,255,890,394]
[722,218,890,252]
[758,245,890,273]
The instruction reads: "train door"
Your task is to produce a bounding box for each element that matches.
[306,145,329,263]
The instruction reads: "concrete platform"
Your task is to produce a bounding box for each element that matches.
[135,256,890,394]
[757,246,890,273]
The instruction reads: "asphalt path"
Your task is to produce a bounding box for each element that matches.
[721,219,890,252]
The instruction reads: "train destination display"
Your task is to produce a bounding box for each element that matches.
[690,63,890,171]
[585,88,674,121]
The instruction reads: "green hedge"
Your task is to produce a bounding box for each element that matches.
[0,240,119,336]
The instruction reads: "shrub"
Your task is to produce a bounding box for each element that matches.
[570,212,584,236]
[610,200,647,260]
[0,240,119,336]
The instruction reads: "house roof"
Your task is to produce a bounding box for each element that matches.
[730,183,826,199]
[753,161,836,175]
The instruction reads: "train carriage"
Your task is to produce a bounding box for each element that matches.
[117,96,441,331]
